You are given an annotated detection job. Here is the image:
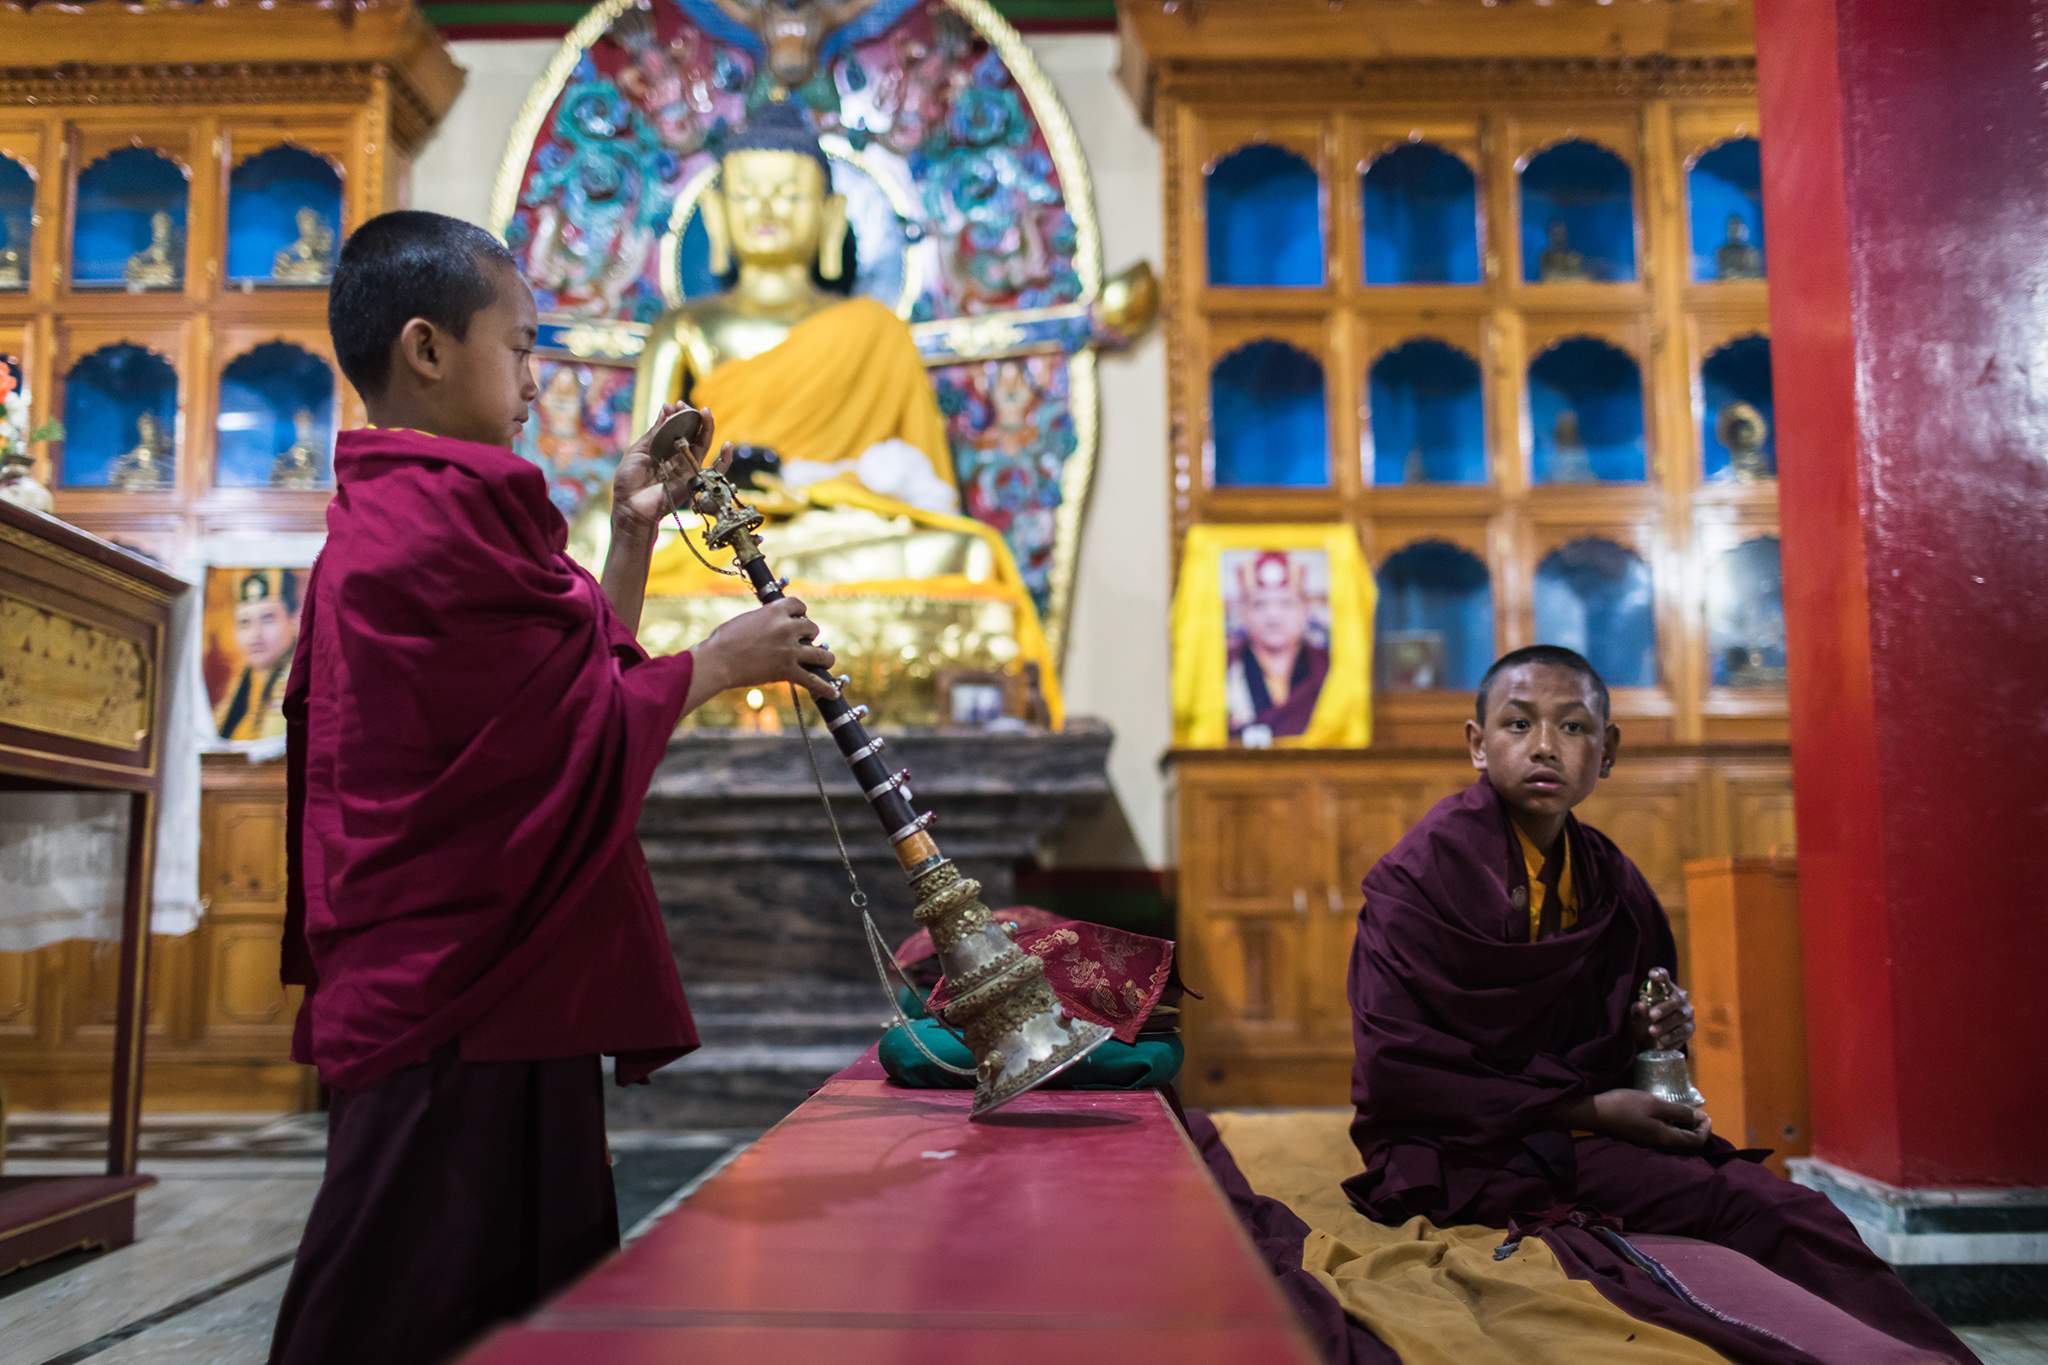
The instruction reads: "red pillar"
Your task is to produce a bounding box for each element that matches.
[1756,0,2048,1188]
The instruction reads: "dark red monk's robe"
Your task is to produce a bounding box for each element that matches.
[267,428,700,1365]
[1346,779,1977,1365]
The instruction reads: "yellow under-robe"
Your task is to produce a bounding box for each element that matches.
[1208,1110,1725,1365]
[682,296,954,487]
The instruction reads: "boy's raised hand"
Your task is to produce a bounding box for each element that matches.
[686,597,840,711]
[613,403,728,540]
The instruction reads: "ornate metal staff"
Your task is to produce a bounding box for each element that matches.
[650,408,1112,1117]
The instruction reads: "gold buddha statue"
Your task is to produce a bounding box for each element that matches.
[273,207,335,285]
[0,215,26,291]
[124,210,179,290]
[109,411,171,490]
[625,100,1060,726]
[271,408,324,488]
[1537,219,1589,283]
[1714,213,1764,281]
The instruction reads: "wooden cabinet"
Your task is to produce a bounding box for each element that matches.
[0,2,457,1115]
[1171,748,1792,1107]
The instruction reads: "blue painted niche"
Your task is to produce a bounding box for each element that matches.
[1369,338,1486,485]
[61,344,178,487]
[72,147,188,289]
[1206,144,1323,288]
[1701,335,1775,482]
[1210,339,1328,488]
[1361,143,1479,286]
[1534,538,1657,688]
[1376,540,1493,692]
[1708,536,1787,688]
[1528,338,1645,484]
[216,342,336,488]
[0,156,32,289]
[1689,138,1766,282]
[227,146,343,287]
[1519,140,1636,284]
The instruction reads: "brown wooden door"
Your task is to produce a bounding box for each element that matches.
[1178,778,1323,1046]
[1314,781,1428,1043]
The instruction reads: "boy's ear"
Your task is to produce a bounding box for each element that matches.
[1600,721,1622,777]
[1465,717,1487,770]
[395,317,442,385]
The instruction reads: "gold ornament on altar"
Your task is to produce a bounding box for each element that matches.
[271,409,324,489]
[124,210,180,290]
[1538,219,1589,283]
[109,412,172,491]
[272,207,336,285]
[1632,969,1706,1107]
[1716,399,1772,483]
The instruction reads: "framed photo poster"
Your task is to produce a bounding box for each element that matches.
[1171,524,1375,749]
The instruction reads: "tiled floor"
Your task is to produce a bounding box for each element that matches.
[0,1115,755,1365]
[1,1116,2041,1364]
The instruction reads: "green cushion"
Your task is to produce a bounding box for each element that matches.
[878,1016,1184,1091]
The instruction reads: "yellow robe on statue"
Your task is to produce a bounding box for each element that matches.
[641,296,1063,726]
[688,297,954,485]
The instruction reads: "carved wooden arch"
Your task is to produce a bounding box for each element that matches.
[1699,325,1769,365]
[1513,132,1637,177]
[1364,331,1482,374]
[1526,329,1645,370]
[1200,136,1320,181]
[77,141,194,183]
[1359,134,1480,178]
[1681,130,1761,175]
[227,139,345,181]
[1374,531,1492,576]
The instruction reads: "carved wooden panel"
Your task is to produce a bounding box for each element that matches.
[1727,773,1797,858]
[1184,782,1320,908]
[204,795,286,911]
[0,948,39,1041]
[205,920,290,1030]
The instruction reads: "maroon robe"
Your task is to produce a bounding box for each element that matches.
[1228,639,1329,740]
[1345,778,1975,1364]
[271,427,701,1365]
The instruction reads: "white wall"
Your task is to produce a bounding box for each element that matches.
[413,34,1173,867]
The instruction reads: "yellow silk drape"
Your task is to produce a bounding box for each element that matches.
[643,479,1064,728]
[686,297,954,485]
[1210,1111,1726,1365]
[1171,523,1374,748]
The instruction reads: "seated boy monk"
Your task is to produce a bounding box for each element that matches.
[268,211,839,1365]
[1345,645,1974,1363]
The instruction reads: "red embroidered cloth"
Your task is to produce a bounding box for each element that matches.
[899,910,1175,1046]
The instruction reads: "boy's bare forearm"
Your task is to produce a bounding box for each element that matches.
[600,524,653,635]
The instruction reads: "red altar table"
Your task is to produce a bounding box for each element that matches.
[459,1069,1320,1364]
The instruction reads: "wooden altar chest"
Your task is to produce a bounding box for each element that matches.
[0,498,185,1272]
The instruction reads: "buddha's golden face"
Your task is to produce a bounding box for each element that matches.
[718,150,828,268]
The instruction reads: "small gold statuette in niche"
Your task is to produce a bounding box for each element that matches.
[1538,219,1590,283]
[125,210,180,290]
[271,409,324,489]
[109,412,172,491]
[1717,400,1772,483]
[1715,214,1763,281]
[0,215,27,290]
[273,208,335,285]
[1550,408,1595,483]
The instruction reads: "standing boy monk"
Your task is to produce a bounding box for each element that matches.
[268,211,838,1365]
[1345,645,1974,1362]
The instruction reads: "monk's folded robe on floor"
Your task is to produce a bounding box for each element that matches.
[271,427,702,1365]
[1344,778,1976,1364]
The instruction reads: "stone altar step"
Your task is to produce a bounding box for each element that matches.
[604,979,902,1130]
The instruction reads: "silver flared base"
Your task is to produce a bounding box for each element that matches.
[970,1010,1115,1118]
[1634,1049,1707,1108]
